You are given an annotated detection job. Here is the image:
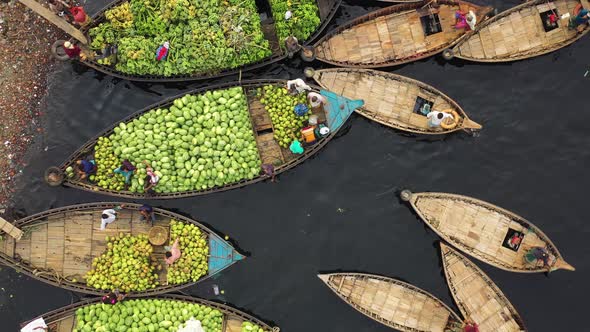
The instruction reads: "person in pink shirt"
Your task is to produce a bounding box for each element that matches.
[165,238,181,265]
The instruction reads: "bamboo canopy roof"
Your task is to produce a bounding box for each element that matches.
[0,203,244,296]
[23,294,276,332]
[451,0,590,62]
[402,190,574,273]
[441,243,527,332]
[318,272,463,331]
[312,68,481,135]
[312,0,493,67]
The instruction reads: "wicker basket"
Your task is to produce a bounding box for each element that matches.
[148,226,168,246]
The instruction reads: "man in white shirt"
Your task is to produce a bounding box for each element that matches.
[287,78,311,94]
[307,91,327,110]
[427,111,454,128]
[100,204,125,230]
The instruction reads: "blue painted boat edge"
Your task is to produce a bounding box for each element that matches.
[207,233,245,276]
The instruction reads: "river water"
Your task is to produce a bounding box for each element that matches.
[1,0,589,331]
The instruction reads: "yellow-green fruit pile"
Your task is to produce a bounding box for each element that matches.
[166,220,209,285]
[242,321,267,332]
[93,136,126,190]
[85,233,159,292]
[105,2,133,29]
[258,85,310,148]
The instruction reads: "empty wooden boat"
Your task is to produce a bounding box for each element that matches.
[311,68,481,134]
[441,243,527,332]
[400,190,575,273]
[318,273,463,332]
[22,294,276,332]
[310,1,493,67]
[51,80,362,198]
[0,203,244,296]
[447,0,590,62]
[79,0,341,82]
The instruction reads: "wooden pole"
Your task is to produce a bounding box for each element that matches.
[17,0,88,44]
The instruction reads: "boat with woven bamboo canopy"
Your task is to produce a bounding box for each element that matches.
[400,190,575,273]
[0,203,244,296]
[446,0,590,63]
[21,294,277,332]
[51,79,362,199]
[311,68,481,134]
[309,0,493,68]
[441,243,527,332]
[318,272,464,332]
[78,0,341,82]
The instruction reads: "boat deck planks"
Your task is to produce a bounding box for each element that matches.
[314,1,489,67]
[441,244,527,332]
[407,191,573,272]
[319,273,461,332]
[452,0,587,62]
[313,68,479,134]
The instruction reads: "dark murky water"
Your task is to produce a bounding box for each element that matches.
[2,0,589,330]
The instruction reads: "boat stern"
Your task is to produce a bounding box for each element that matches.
[462,118,482,131]
[553,259,575,272]
[317,273,331,284]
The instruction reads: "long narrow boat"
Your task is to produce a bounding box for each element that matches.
[79,0,341,82]
[311,68,481,134]
[310,1,493,68]
[447,0,590,62]
[441,243,527,332]
[22,294,276,332]
[318,273,464,332]
[400,190,575,273]
[0,203,244,296]
[52,79,362,198]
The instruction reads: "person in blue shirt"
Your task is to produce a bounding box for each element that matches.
[138,204,156,225]
[570,8,590,32]
[75,159,96,180]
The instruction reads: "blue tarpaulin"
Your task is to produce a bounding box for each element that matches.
[320,90,364,132]
[208,234,244,275]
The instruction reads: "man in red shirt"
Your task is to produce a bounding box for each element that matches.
[63,41,81,59]
[70,6,90,26]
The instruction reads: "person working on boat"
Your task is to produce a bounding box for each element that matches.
[48,0,72,23]
[284,36,299,58]
[101,289,126,305]
[427,111,454,128]
[569,8,590,32]
[75,158,96,180]
[156,42,170,61]
[142,160,160,194]
[261,163,277,182]
[524,246,553,270]
[165,238,181,265]
[307,91,327,112]
[113,159,136,188]
[139,204,156,225]
[70,5,91,26]
[287,78,311,95]
[20,317,47,332]
[63,41,81,59]
[453,10,476,30]
[463,319,479,332]
[100,204,126,230]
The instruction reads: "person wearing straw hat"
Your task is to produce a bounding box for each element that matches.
[63,41,81,59]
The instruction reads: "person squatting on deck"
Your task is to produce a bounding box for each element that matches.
[63,41,81,59]
[287,78,311,95]
[165,238,182,265]
[139,204,156,225]
[100,204,126,230]
[307,91,327,112]
[75,158,96,180]
[454,10,476,30]
[427,110,454,128]
[261,163,276,182]
[569,8,590,32]
[525,246,553,270]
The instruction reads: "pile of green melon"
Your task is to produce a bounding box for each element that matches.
[167,220,209,285]
[73,299,267,332]
[92,86,262,193]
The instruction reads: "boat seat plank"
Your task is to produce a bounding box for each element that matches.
[46,219,65,272]
[30,223,48,269]
[14,230,32,262]
[63,214,94,277]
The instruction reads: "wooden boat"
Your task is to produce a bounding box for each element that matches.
[80,0,341,82]
[318,273,464,332]
[53,79,362,198]
[0,203,244,296]
[447,0,590,63]
[311,67,482,134]
[441,243,527,332]
[22,294,277,332]
[309,1,493,68]
[400,190,575,273]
